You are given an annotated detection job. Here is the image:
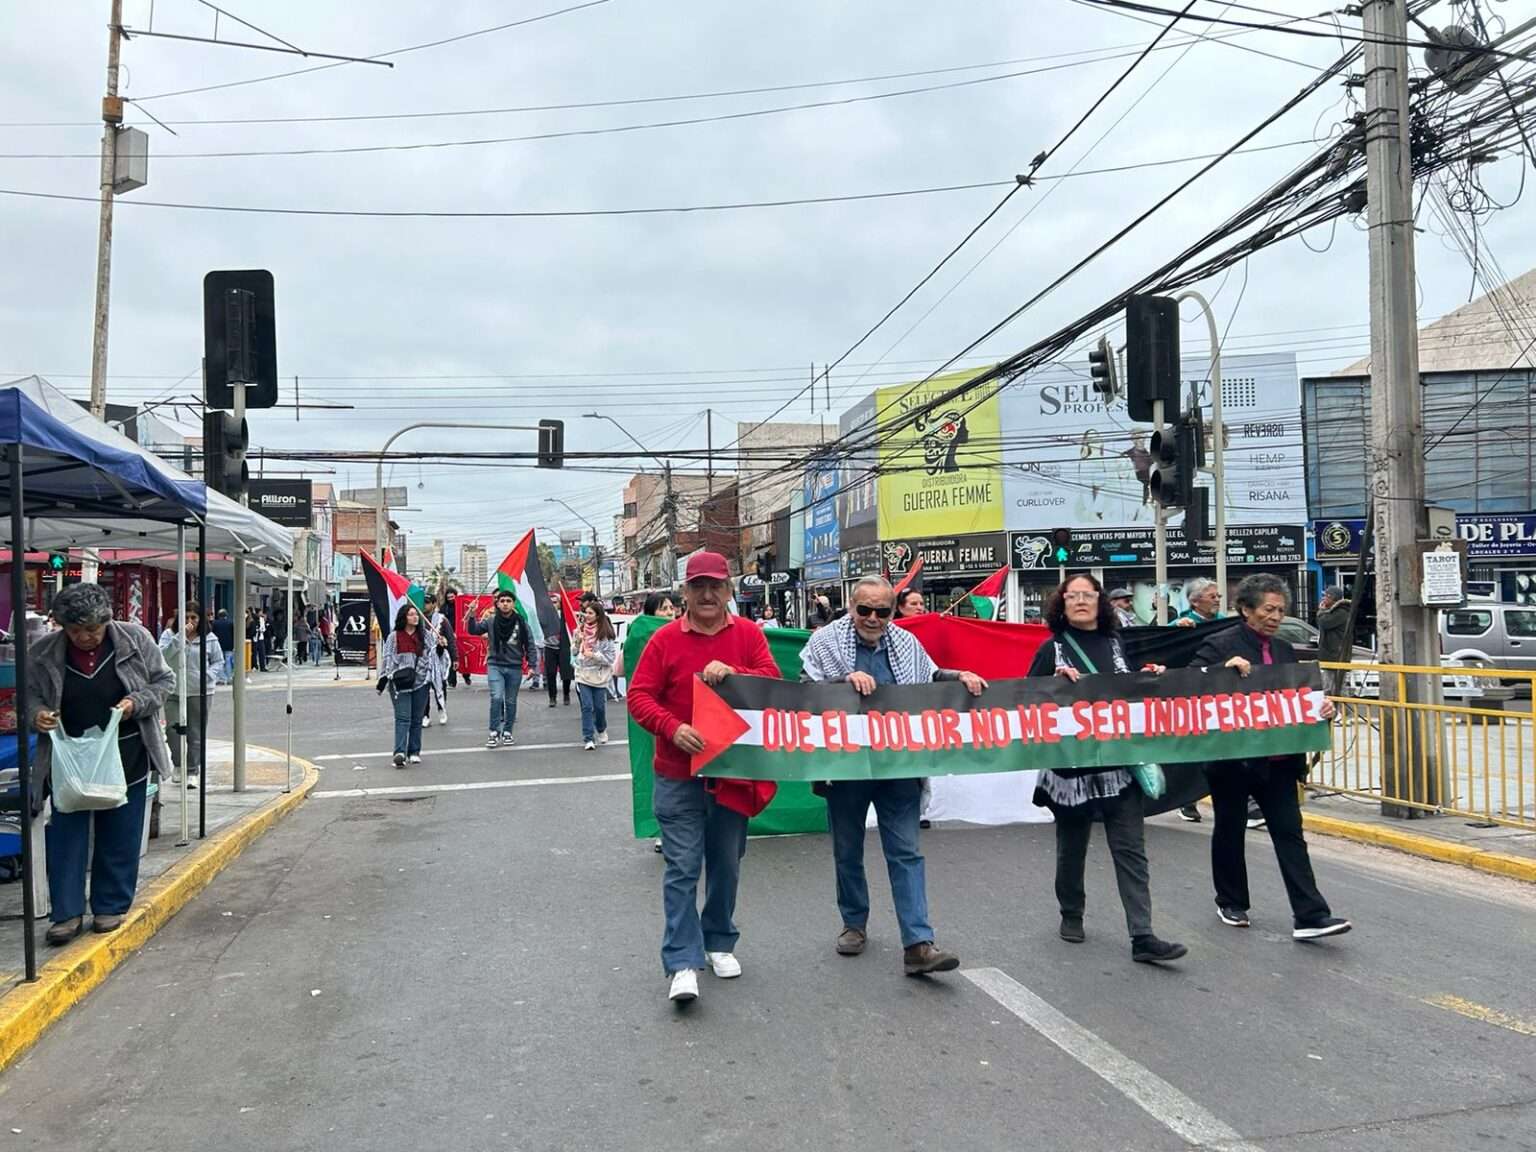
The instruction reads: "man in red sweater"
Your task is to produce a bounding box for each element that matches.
[627,551,780,1005]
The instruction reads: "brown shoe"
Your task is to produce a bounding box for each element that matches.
[92,914,125,934]
[45,917,84,947]
[836,927,867,956]
[903,941,960,976]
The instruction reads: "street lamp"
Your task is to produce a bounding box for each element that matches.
[583,411,675,586]
[544,497,603,596]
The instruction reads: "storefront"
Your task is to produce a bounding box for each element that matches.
[1313,513,1536,604]
[1010,525,1307,623]
[880,533,1009,614]
[802,458,843,622]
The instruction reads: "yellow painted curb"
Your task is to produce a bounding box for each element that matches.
[1302,811,1536,884]
[0,747,321,1073]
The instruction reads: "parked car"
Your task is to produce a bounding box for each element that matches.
[1438,603,1536,673]
[1276,616,1497,700]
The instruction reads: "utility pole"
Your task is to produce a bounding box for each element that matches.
[231,377,247,792]
[706,408,714,497]
[1153,399,1169,625]
[1177,290,1227,611]
[1362,0,1443,814]
[88,0,124,420]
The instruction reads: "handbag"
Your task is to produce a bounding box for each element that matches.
[1063,633,1166,799]
[49,707,129,813]
[391,651,420,689]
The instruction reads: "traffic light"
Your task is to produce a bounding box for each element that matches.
[1149,414,1200,508]
[203,410,249,501]
[48,551,66,572]
[537,419,565,469]
[203,270,277,410]
[1182,486,1211,546]
[1050,527,1072,566]
[1087,335,1119,399]
[1124,294,1180,423]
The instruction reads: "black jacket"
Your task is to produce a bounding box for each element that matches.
[1316,600,1352,662]
[467,609,533,668]
[1192,624,1309,777]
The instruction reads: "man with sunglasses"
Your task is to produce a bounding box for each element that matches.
[800,575,986,976]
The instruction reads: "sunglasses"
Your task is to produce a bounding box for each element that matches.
[854,604,893,619]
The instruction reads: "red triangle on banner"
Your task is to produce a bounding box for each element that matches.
[690,676,752,776]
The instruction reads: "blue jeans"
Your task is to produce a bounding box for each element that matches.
[825,778,933,947]
[577,683,607,742]
[223,651,236,683]
[46,776,148,922]
[486,663,521,736]
[652,775,748,974]
[392,685,428,756]
[308,634,322,665]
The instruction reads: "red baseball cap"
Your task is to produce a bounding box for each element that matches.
[684,551,730,583]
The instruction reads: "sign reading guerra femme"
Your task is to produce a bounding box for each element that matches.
[689,663,1328,781]
[877,368,1004,539]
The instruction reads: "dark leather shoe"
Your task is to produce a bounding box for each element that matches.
[1132,934,1188,964]
[45,917,84,946]
[903,941,959,975]
[836,927,867,956]
[93,914,125,934]
[1060,915,1086,943]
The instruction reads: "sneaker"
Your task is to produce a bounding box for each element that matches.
[1247,805,1266,829]
[598,731,609,745]
[653,838,663,854]
[501,733,516,747]
[548,699,557,708]
[1132,935,1188,964]
[903,941,960,976]
[393,752,407,768]
[583,740,595,751]
[1217,906,1251,928]
[705,951,742,978]
[484,734,499,749]
[668,970,698,1003]
[438,712,448,726]
[1179,805,1202,823]
[919,818,932,829]
[1293,917,1352,940]
[836,927,867,956]
[408,754,421,765]
[1059,915,1086,943]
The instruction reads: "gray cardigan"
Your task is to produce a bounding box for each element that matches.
[25,621,176,815]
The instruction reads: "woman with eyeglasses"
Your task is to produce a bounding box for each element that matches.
[1027,572,1187,966]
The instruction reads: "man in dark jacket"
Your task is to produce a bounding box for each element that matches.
[1192,573,1351,941]
[466,589,533,747]
[1315,586,1352,693]
[211,610,236,684]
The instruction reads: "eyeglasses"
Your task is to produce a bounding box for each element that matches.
[854,604,893,619]
[1063,591,1100,602]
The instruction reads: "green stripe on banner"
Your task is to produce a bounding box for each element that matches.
[623,615,827,838]
[694,664,1331,782]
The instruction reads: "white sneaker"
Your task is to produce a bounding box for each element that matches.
[408,754,421,764]
[668,970,698,1003]
[705,951,742,979]
[438,712,448,726]
[598,731,609,745]
[583,740,595,751]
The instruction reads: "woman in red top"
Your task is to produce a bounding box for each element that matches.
[627,552,779,1005]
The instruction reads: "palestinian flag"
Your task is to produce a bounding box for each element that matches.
[362,549,423,634]
[496,529,563,650]
[961,564,1009,620]
[381,546,398,573]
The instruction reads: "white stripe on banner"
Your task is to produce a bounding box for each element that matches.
[732,689,1326,750]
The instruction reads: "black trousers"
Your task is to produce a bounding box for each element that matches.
[1209,759,1330,924]
[544,648,572,702]
[1053,788,1153,939]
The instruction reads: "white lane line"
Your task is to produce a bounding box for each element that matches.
[313,772,630,799]
[313,739,628,762]
[964,968,1265,1152]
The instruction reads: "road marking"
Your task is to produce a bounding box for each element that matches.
[313,772,630,799]
[313,739,628,762]
[964,968,1265,1152]
[1424,994,1536,1037]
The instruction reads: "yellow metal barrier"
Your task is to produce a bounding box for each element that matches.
[1314,661,1536,830]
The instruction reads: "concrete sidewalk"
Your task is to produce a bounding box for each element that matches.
[0,741,318,1068]
[1301,789,1536,881]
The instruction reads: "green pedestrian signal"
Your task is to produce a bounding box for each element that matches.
[48,552,66,572]
[1054,545,1070,565]
[1051,527,1073,566]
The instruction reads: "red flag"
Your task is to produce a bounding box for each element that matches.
[890,556,924,598]
[897,614,1050,679]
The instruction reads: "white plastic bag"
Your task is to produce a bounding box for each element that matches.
[49,707,128,813]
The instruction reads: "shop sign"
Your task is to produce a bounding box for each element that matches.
[1313,514,1536,561]
[803,458,841,578]
[882,534,1008,575]
[841,544,883,580]
[838,392,879,531]
[876,369,1004,539]
[1011,524,1305,569]
[741,571,794,588]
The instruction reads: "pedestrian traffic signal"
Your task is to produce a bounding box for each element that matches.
[1051,527,1072,565]
[48,551,66,572]
[1088,335,1119,399]
[1150,415,1199,508]
[203,270,277,410]
[203,410,249,501]
[537,419,565,469]
[1124,294,1180,423]
[1182,486,1211,545]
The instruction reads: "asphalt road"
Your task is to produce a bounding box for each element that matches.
[1,676,1533,1151]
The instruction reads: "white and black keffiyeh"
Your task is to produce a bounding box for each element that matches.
[800,614,937,686]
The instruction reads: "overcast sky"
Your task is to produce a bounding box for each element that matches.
[3,1,1534,562]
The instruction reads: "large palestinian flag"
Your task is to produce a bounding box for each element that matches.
[362,549,424,633]
[959,564,1008,620]
[496,529,563,650]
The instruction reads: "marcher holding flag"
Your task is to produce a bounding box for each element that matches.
[801,575,985,976]
[1027,573,1187,966]
[467,589,533,747]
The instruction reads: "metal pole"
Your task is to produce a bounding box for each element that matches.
[231,382,247,793]
[285,566,294,793]
[175,524,189,846]
[1153,398,1169,625]
[88,0,124,420]
[10,446,37,982]
[1363,0,1442,814]
[1178,289,1227,611]
[706,408,714,498]
[197,521,207,837]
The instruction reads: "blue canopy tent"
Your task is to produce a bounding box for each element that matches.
[0,375,293,981]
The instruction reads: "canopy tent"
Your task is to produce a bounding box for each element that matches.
[1,374,295,984]
[0,376,291,563]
